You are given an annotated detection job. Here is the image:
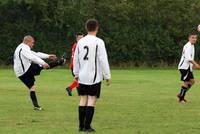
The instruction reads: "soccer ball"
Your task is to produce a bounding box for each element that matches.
[197,25,200,32]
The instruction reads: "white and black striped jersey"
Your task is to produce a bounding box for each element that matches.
[178,42,195,71]
[13,43,49,77]
[73,35,111,85]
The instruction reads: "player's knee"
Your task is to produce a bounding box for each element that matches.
[79,96,88,106]
[190,79,195,85]
[87,101,96,107]
[79,101,87,106]
[87,96,97,107]
[30,85,36,91]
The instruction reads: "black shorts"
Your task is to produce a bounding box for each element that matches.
[78,82,101,98]
[18,64,43,89]
[179,69,194,82]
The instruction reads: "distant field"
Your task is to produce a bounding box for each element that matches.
[1,69,200,134]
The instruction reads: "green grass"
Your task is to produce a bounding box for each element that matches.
[1,69,200,134]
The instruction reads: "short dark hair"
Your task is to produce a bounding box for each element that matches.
[86,19,99,32]
[76,32,83,36]
[188,32,197,37]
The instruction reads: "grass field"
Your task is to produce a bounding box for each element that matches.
[1,69,200,134]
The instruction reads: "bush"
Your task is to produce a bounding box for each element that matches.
[1,0,200,66]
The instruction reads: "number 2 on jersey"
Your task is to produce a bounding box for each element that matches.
[84,46,89,60]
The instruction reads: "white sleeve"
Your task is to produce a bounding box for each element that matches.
[22,48,46,65]
[31,51,50,59]
[185,46,192,62]
[73,44,79,77]
[98,40,111,80]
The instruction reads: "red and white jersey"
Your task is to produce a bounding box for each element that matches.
[73,35,111,85]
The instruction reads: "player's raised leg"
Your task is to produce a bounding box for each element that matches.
[48,52,67,69]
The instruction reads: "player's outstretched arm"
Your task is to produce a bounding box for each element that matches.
[22,48,47,66]
[31,51,57,60]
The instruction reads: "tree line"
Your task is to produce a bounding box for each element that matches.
[1,0,200,67]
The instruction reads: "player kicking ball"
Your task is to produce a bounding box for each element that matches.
[73,19,111,132]
[65,33,84,96]
[177,32,200,103]
[13,35,67,111]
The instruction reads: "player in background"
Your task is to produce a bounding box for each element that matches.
[65,33,84,96]
[73,19,111,132]
[177,32,200,102]
[13,35,67,111]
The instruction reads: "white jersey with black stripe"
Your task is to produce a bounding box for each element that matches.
[178,42,195,71]
[73,35,111,85]
[13,43,49,77]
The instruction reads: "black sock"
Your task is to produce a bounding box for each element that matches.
[179,86,187,98]
[30,91,39,107]
[85,106,95,129]
[79,106,87,129]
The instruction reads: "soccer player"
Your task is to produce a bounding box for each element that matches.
[13,35,67,111]
[177,32,200,102]
[73,19,111,132]
[65,33,84,96]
